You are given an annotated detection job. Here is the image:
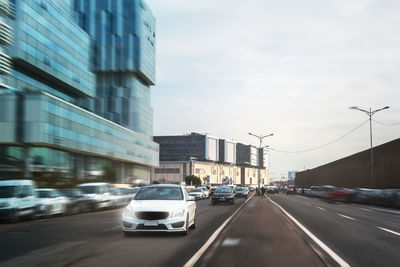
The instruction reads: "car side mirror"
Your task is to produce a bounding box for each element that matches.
[187,196,195,201]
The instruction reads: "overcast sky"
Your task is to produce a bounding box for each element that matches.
[146,0,400,178]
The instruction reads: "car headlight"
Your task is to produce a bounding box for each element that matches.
[170,208,185,218]
[123,206,135,218]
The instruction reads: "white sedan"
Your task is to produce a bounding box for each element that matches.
[122,185,196,235]
[36,189,70,217]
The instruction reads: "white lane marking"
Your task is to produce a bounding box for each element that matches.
[337,213,357,221]
[221,238,241,247]
[359,207,372,212]
[183,194,254,267]
[267,196,350,267]
[377,227,400,237]
[303,202,310,206]
[316,206,326,211]
[370,207,400,215]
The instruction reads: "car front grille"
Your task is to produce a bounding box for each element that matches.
[136,224,168,230]
[135,211,169,220]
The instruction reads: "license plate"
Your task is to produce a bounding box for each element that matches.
[144,221,158,226]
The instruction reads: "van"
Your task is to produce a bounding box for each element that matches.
[0,180,38,222]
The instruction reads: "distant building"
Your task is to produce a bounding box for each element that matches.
[259,147,269,169]
[288,171,297,180]
[236,143,259,167]
[218,139,236,164]
[154,133,219,162]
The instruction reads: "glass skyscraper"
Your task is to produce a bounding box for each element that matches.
[0,0,158,183]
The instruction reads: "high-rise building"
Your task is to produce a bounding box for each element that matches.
[0,0,158,183]
[73,0,155,136]
[236,143,259,167]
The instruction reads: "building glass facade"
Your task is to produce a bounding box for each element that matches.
[73,0,156,136]
[0,0,158,183]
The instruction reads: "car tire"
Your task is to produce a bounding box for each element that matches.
[191,212,197,230]
[181,214,190,236]
[10,209,19,223]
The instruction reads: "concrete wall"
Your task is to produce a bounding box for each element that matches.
[295,138,400,189]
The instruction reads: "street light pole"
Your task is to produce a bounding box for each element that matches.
[349,106,389,188]
[248,132,273,192]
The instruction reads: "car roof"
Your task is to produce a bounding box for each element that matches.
[79,182,109,186]
[0,180,34,186]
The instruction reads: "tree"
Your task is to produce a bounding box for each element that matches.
[185,175,202,186]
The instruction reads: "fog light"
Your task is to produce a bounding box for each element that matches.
[171,221,185,228]
[123,221,133,228]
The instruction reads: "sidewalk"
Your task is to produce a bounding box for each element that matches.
[196,196,328,267]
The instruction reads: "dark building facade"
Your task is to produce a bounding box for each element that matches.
[295,138,400,189]
[236,143,259,167]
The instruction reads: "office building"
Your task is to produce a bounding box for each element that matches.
[236,143,259,167]
[218,139,236,164]
[0,0,158,183]
[154,133,219,162]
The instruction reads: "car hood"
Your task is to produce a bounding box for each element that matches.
[128,200,185,212]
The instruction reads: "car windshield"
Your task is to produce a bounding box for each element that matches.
[131,188,140,193]
[37,191,51,198]
[80,186,99,194]
[215,187,232,193]
[191,189,201,192]
[60,189,80,197]
[0,186,16,198]
[135,187,183,200]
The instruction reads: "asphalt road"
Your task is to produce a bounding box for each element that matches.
[0,197,247,267]
[268,193,400,267]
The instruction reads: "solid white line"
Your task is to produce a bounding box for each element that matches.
[267,196,350,267]
[337,213,357,221]
[359,207,372,212]
[183,194,254,267]
[377,227,400,237]
[316,206,326,211]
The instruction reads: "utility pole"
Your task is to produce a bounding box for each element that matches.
[349,106,389,188]
[248,132,273,194]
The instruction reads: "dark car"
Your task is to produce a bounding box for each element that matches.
[59,189,94,214]
[235,187,249,198]
[210,188,216,196]
[212,187,235,205]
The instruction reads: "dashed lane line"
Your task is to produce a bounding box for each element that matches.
[316,206,326,211]
[377,227,400,237]
[337,213,357,221]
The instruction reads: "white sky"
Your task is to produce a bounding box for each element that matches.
[146,0,400,178]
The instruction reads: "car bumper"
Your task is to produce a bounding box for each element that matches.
[121,216,187,232]
[213,197,234,202]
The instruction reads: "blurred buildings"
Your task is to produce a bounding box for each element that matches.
[0,0,158,183]
[152,133,270,186]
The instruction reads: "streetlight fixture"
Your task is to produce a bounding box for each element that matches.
[248,133,273,192]
[349,106,390,187]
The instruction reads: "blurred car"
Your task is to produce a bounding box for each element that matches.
[235,187,249,198]
[329,187,352,202]
[248,186,256,192]
[78,183,113,210]
[212,187,235,204]
[121,185,196,235]
[352,188,375,204]
[59,188,93,214]
[120,187,140,204]
[36,189,70,217]
[286,188,295,195]
[109,188,126,208]
[0,180,38,222]
[189,188,205,200]
[266,186,277,194]
[383,189,400,208]
[198,187,210,198]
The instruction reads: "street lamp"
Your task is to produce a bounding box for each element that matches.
[248,133,273,192]
[349,106,390,187]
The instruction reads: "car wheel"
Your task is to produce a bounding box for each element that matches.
[191,212,197,230]
[10,209,19,223]
[181,214,190,236]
